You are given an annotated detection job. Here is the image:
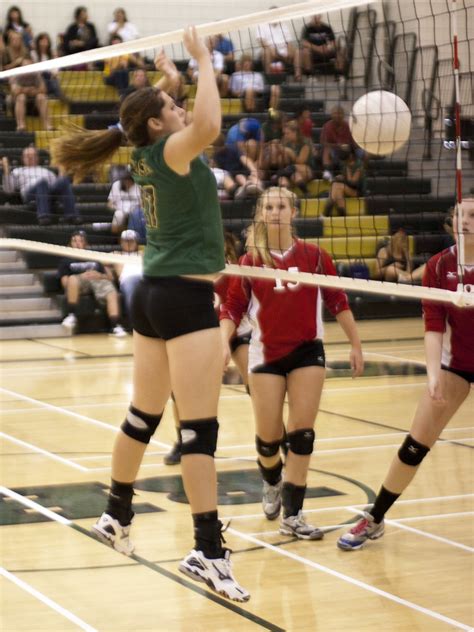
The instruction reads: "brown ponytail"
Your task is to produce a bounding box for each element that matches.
[51,87,166,183]
[50,127,124,183]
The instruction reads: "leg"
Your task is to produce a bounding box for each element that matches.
[50,176,77,219]
[25,179,51,221]
[35,93,51,130]
[269,84,280,110]
[243,87,256,112]
[231,343,249,388]
[14,94,26,131]
[332,181,346,215]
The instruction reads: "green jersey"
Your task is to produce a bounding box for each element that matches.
[130,136,225,276]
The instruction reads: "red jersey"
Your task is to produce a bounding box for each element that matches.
[215,268,251,337]
[320,119,354,146]
[422,246,474,371]
[220,240,350,368]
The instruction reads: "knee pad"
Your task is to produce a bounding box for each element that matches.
[256,435,281,458]
[398,434,430,466]
[287,428,315,456]
[180,418,219,457]
[121,405,162,444]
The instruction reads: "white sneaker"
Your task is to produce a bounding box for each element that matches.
[91,513,134,556]
[61,313,77,331]
[111,324,127,337]
[279,510,324,540]
[262,480,282,520]
[337,512,385,551]
[322,170,333,182]
[179,548,250,602]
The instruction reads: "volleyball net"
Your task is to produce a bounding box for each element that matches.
[0,0,473,309]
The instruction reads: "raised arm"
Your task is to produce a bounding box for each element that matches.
[164,27,221,174]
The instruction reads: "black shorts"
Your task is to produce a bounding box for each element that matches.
[131,276,218,340]
[441,364,474,384]
[230,333,251,353]
[251,340,326,376]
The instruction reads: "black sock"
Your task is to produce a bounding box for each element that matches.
[193,510,224,559]
[282,482,306,518]
[110,316,119,328]
[66,302,77,315]
[370,485,400,523]
[106,479,134,526]
[258,459,283,486]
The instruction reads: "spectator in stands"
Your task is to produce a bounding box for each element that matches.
[63,7,99,56]
[120,67,150,100]
[226,116,264,164]
[320,105,357,181]
[108,168,142,234]
[275,119,314,191]
[2,147,80,225]
[324,147,366,216]
[295,103,313,139]
[114,229,142,318]
[1,29,29,71]
[103,35,144,96]
[107,8,139,42]
[8,59,52,131]
[213,133,263,199]
[59,230,126,336]
[31,33,67,102]
[211,33,235,74]
[187,38,229,97]
[255,11,301,79]
[5,6,33,49]
[127,206,146,243]
[376,228,412,282]
[0,32,6,112]
[301,14,344,78]
[229,54,280,113]
[259,109,288,181]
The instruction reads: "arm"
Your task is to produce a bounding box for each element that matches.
[295,143,310,165]
[240,155,259,177]
[335,309,364,377]
[1,158,16,193]
[163,27,221,174]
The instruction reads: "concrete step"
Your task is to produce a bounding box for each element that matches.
[0,297,53,312]
[0,273,36,287]
[0,250,19,263]
[0,323,71,340]
[0,261,27,272]
[0,283,43,296]
[0,309,62,323]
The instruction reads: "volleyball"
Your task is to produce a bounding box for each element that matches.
[349,90,412,156]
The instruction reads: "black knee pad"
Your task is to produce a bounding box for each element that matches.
[120,405,162,444]
[256,435,281,458]
[180,418,219,457]
[398,434,430,466]
[287,428,315,456]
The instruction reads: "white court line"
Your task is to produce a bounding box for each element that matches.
[347,507,473,553]
[363,351,426,366]
[222,493,474,522]
[396,511,474,523]
[0,432,89,472]
[1,568,97,632]
[228,527,472,631]
[0,386,171,450]
[0,486,71,524]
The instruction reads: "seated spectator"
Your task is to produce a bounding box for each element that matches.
[2,147,80,225]
[376,228,412,282]
[127,206,146,243]
[59,230,126,336]
[301,14,344,78]
[187,37,229,97]
[275,119,314,191]
[31,33,67,102]
[120,67,150,100]
[5,5,33,49]
[255,12,301,79]
[103,34,144,96]
[0,32,6,112]
[212,33,235,74]
[63,7,98,56]
[107,8,139,42]
[324,147,365,216]
[225,116,264,163]
[114,229,142,317]
[320,105,360,180]
[229,54,280,113]
[108,169,142,234]
[295,103,313,139]
[1,28,29,71]
[259,109,288,181]
[8,59,52,131]
[213,134,263,199]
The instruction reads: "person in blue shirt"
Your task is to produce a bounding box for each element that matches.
[225,117,263,163]
[212,33,235,73]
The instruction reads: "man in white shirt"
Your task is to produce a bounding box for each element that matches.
[229,54,280,112]
[107,170,142,234]
[1,147,80,225]
[255,14,301,79]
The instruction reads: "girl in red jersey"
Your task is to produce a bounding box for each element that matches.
[220,187,364,539]
[338,199,474,550]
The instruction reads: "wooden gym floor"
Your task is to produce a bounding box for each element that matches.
[1,318,473,631]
